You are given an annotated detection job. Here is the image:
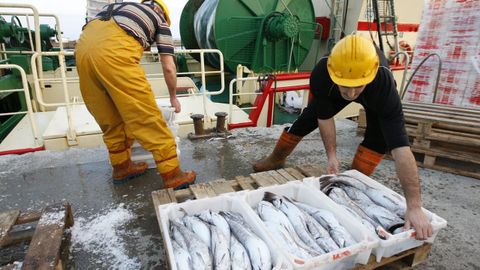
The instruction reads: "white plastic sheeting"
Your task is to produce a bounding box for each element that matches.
[404,0,480,108]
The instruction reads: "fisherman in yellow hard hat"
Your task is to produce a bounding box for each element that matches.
[75,0,196,189]
[253,34,433,240]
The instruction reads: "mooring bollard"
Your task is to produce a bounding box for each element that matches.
[190,114,205,135]
[215,112,228,133]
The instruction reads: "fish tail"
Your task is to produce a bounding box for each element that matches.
[387,223,405,234]
[263,191,280,202]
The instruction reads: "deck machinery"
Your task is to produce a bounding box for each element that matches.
[180,0,317,73]
[0,15,58,141]
[179,0,318,130]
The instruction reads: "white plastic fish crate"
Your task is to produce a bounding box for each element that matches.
[237,180,378,270]
[157,194,288,270]
[303,170,447,262]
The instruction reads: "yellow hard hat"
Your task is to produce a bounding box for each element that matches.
[327,35,379,87]
[142,0,171,26]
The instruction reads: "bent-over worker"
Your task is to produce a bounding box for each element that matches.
[76,0,196,189]
[254,35,432,240]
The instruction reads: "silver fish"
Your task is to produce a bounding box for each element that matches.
[342,186,404,232]
[320,174,367,192]
[328,188,383,230]
[171,219,188,249]
[322,174,407,217]
[210,224,231,270]
[172,239,192,270]
[256,201,320,257]
[221,211,272,270]
[183,215,211,249]
[198,210,231,246]
[263,221,313,259]
[171,220,213,270]
[230,234,252,270]
[264,192,324,253]
[339,204,377,233]
[295,202,356,248]
[302,210,339,253]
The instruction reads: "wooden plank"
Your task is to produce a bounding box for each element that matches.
[250,172,277,187]
[235,176,255,190]
[423,155,436,167]
[414,159,480,179]
[17,211,42,225]
[403,108,480,123]
[209,179,236,195]
[413,138,431,149]
[410,242,432,267]
[0,265,16,270]
[403,102,480,117]
[1,226,36,247]
[276,168,298,181]
[189,183,216,199]
[413,146,480,165]
[405,124,480,139]
[404,112,480,126]
[296,164,325,177]
[358,109,367,128]
[426,130,480,145]
[403,101,480,114]
[23,204,69,270]
[174,188,195,202]
[283,167,306,179]
[0,210,20,246]
[416,122,433,138]
[266,170,289,184]
[152,188,177,207]
[404,113,480,129]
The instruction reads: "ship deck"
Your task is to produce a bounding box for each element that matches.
[0,120,478,269]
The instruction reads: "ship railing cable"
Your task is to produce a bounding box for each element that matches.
[401,53,442,102]
[390,51,409,96]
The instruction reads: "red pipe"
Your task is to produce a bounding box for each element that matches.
[248,79,274,123]
[233,72,312,130]
[273,72,311,80]
[266,92,275,127]
[228,122,256,129]
[0,146,45,156]
[357,21,419,32]
[274,85,310,92]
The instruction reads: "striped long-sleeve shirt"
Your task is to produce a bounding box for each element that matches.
[96,2,174,55]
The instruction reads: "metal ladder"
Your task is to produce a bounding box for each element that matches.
[373,0,399,54]
[327,0,347,51]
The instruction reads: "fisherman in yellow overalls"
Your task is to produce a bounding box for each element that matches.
[75,0,196,189]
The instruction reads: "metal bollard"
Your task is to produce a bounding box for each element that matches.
[215,112,228,133]
[190,114,205,135]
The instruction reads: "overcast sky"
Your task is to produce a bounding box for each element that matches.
[3,0,188,40]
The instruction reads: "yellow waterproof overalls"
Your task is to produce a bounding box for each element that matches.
[75,5,179,175]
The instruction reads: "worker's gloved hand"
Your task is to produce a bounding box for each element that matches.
[326,157,339,174]
[404,207,433,240]
[170,96,181,113]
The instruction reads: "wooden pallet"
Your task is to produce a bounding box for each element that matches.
[353,243,432,270]
[152,164,432,269]
[0,203,74,270]
[357,102,480,179]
